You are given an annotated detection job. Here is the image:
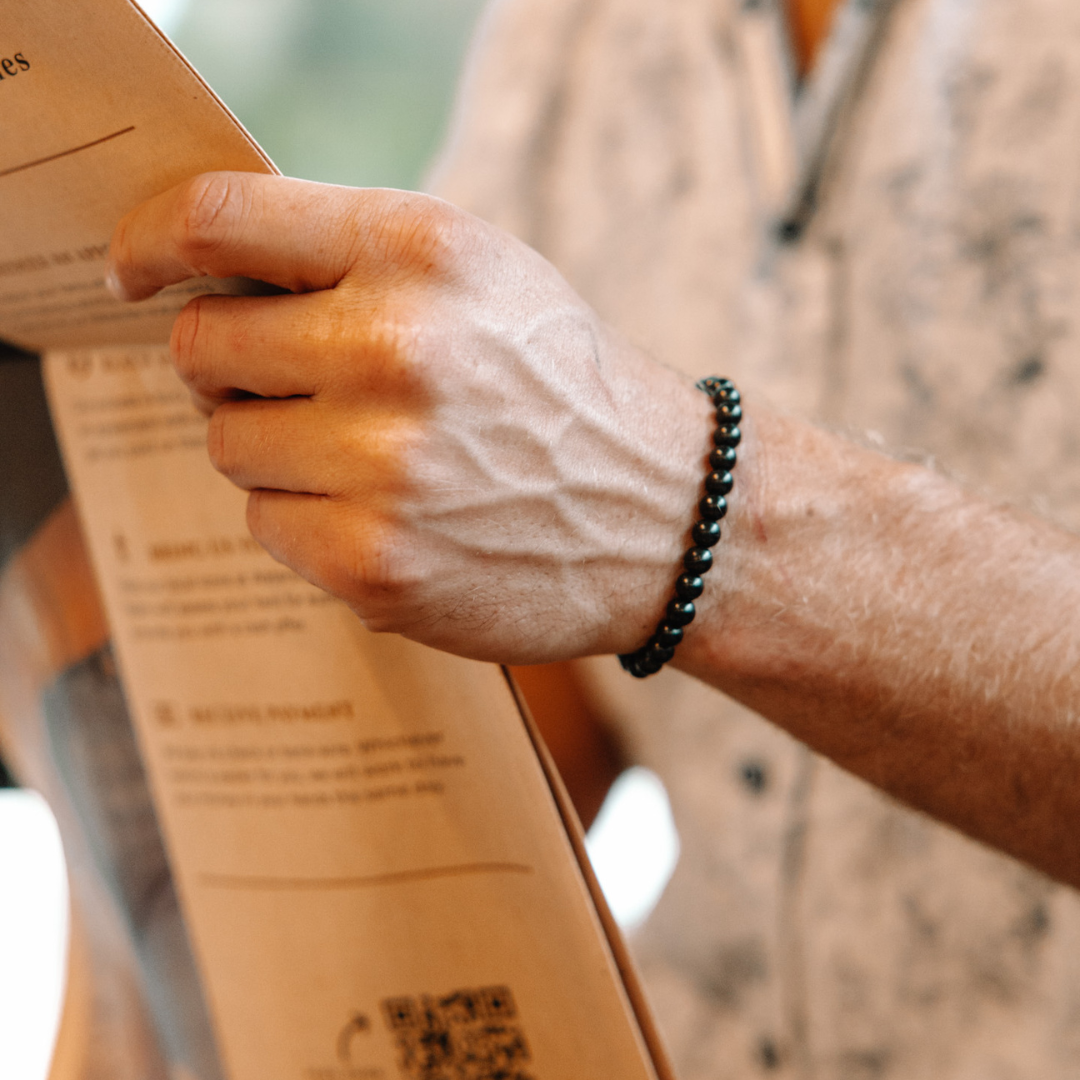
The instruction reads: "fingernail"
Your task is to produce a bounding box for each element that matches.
[104,265,129,301]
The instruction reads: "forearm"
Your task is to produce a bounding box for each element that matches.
[679,406,1080,886]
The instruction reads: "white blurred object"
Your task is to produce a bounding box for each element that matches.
[0,790,69,1080]
[137,0,191,34]
[586,767,679,931]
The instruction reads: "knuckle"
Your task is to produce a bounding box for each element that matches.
[366,312,427,387]
[341,523,394,595]
[329,289,432,400]
[333,518,416,616]
[375,194,463,277]
[335,422,424,516]
[243,491,426,638]
[171,173,245,270]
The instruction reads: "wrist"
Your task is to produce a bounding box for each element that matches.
[670,406,932,706]
[585,345,715,657]
[672,407,850,681]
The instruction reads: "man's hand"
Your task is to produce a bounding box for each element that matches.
[107,174,1080,890]
[107,173,710,663]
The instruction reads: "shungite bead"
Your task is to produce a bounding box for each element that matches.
[620,651,650,677]
[714,385,741,405]
[716,402,743,423]
[692,519,721,547]
[646,641,676,665]
[637,653,663,675]
[710,446,737,470]
[705,470,734,496]
[666,599,696,626]
[698,495,728,521]
[655,623,684,648]
[684,547,713,574]
[701,376,734,395]
[713,424,742,448]
[675,573,704,599]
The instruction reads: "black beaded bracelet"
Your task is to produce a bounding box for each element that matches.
[618,376,741,678]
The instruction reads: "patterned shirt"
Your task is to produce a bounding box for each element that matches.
[434,0,1080,1075]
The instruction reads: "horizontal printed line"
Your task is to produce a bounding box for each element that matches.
[0,126,137,180]
[198,861,535,891]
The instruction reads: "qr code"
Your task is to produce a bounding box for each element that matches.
[382,985,535,1080]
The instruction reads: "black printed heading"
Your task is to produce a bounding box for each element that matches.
[0,53,30,81]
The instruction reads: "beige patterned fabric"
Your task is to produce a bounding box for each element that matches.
[432,0,1080,1076]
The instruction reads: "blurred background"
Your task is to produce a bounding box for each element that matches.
[154,0,486,190]
[1,3,679,1076]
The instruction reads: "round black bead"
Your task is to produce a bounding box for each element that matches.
[675,573,704,600]
[703,377,734,396]
[714,385,741,405]
[684,547,713,575]
[698,495,728,521]
[646,641,676,665]
[654,623,684,648]
[713,424,742,448]
[692,519,721,547]
[715,402,743,424]
[705,470,734,496]
[666,599,696,626]
[622,650,656,677]
[710,446,737,471]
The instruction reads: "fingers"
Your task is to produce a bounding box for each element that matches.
[108,174,359,299]
[208,396,416,496]
[207,398,333,493]
[108,172,467,301]
[245,490,351,599]
[170,286,427,414]
[170,290,335,407]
